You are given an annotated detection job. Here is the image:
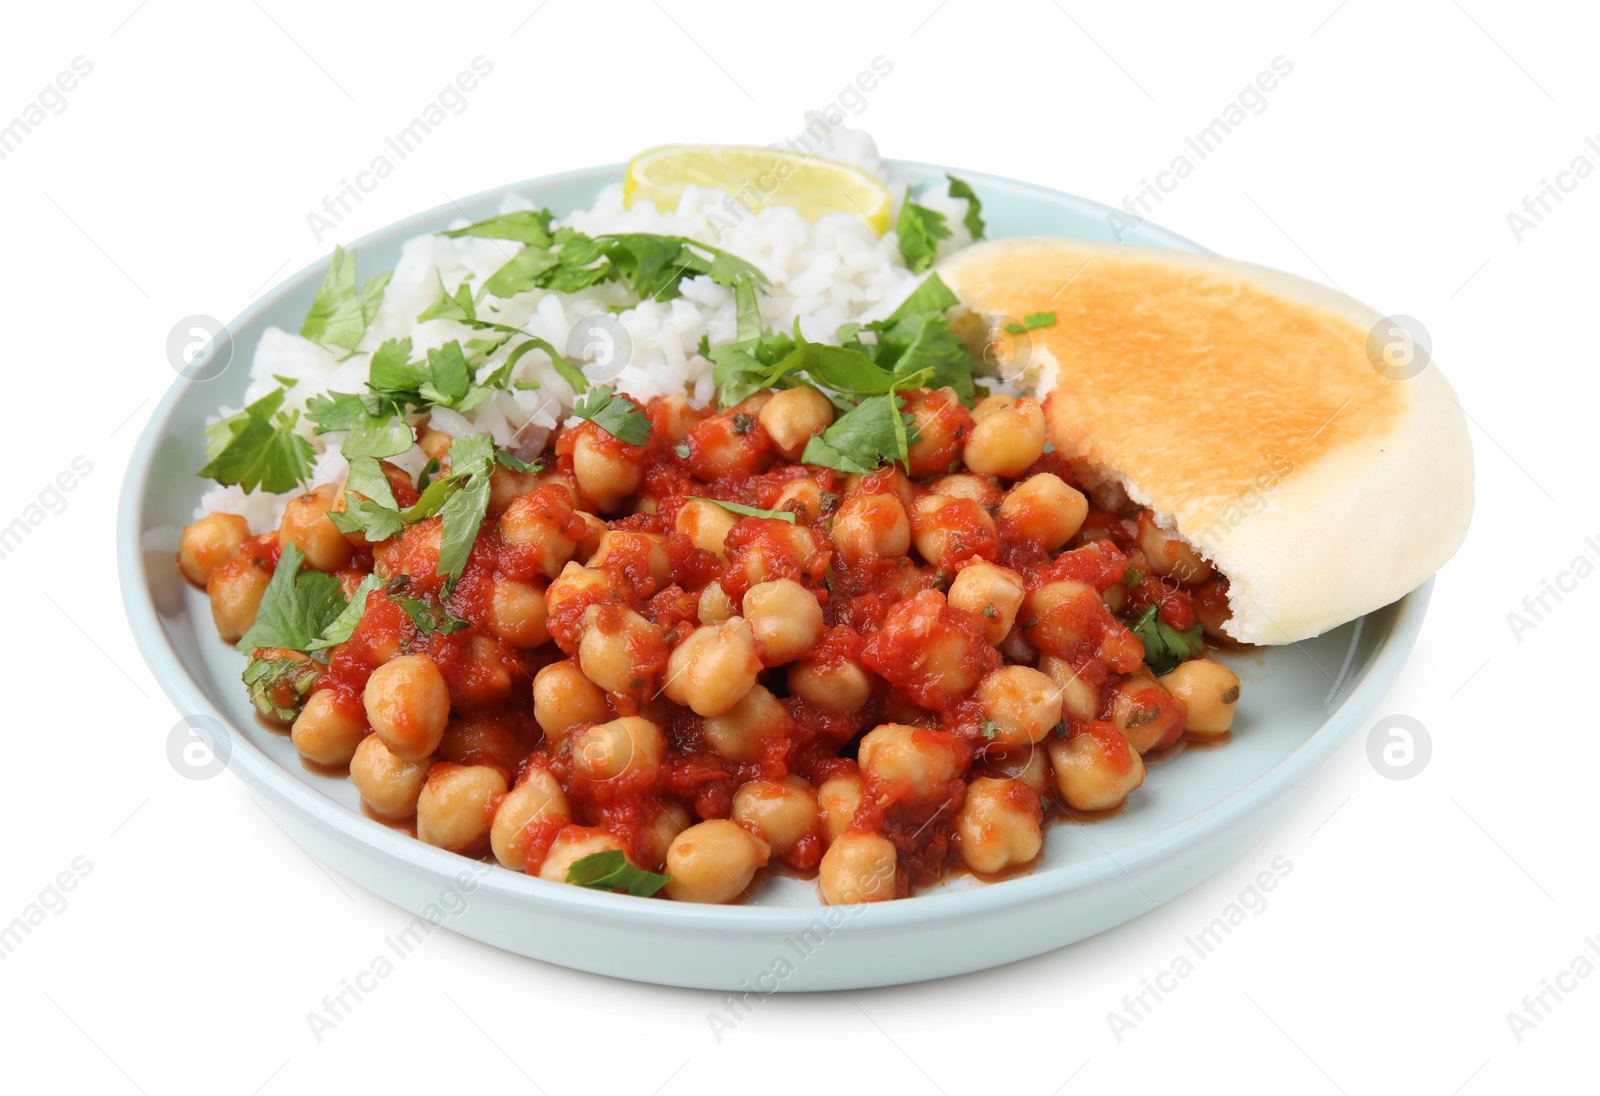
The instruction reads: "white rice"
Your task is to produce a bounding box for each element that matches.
[200,125,978,529]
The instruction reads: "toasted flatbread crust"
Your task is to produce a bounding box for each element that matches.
[936,236,1473,644]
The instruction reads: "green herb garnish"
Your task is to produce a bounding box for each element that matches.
[1004,312,1057,335]
[1129,605,1206,676]
[945,174,985,239]
[573,385,650,446]
[242,656,320,722]
[299,245,391,353]
[235,543,349,653]
[564,849,670,897]
[896,192,951,274]
[198,386,315,495]
[800,390,918,474]
[687,496,796,524]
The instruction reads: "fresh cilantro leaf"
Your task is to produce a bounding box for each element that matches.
[1004,311,1057,335]
[417,276,479,324]
[484,247,562,298]
[433,434,497,590]
[390,586,471,636]
[341,416,413,508]
[733,278,762,342]
[1122,568,1145,588]
[1129,605,1206,676]
[601,234,768,301]
[327,495,406,542]
[235,543,349,653]
[565,849,670,897]
[420,342,473,407]
[311,573,383,651]
[198,387,315,495]
[440,209,554,245]
[242,656,320,722]
[800,392,917,474]
[495,449,541,474]
[896,192,951,274]
[573,385,650,446]
[305,389,389,434]
[505,335,588,394]
[980,719,1000,741]
[300,246,391,352]
[416,456,440,491]
[687,496,796,524]
[945,174,985,239]
[887,272,961,321]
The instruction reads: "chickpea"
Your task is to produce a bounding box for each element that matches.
[980,744,1052,796]
[817,772,864,842]
[362,655,451,761]
[664,820,770,904]
[788,657,873,712]
[1136,511,1214,584]
[947,561,1025,643]
[532,661,610,744]
[910,494,999,570]
[656,394,705,443]
[500,488,581,579]
[732,777,820,861]
[570,716,665,784]
[955,776,1043,874]
[539,826,626,884]
[437,715,522,775]
[1111,672,1187,754]
[577,603,666,698]
[758,385,834,460]
[278,484,353,572]
[178,512,250,585]
[416,763,506,853]
[962,396,1045,477]
[1159,659,1240,737]
[858,724,966,799]
[977,666,1064,747]
[773,479,827,525]
[663,617,759,716]
[1048,723,1146,810]
[1022,580,1104,656]
[571,510,608,564]
[697,580,735,624]
[742,579,823,665]
[818,831,900,905]
[487,462,543,517]
[290,690,367,767]
[1001,473,1088,551]
[674,498,739,561]
[701,685,789,762]
[590,530,672,593]
[349,733,431,819]
[841,467,916,508]
[1039,655,1101,724]
[642,799,693,870]
[903,388,973,478]
[830,493,910,563]
[206,556,271,643]
[573,431,643,513]
[490,769,571,871]
[457,634,515,707]
[543,563,618,650]
[483,578,550,648]
[930,473,1002,508]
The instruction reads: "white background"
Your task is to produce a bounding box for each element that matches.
[0,1,1591,1093]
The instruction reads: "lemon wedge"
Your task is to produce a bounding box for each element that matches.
[624,144,893,235]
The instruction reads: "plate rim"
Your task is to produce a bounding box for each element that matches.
[117,160,1429,935]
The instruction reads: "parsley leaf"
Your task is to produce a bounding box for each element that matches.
[800,391,918,474]
[440,208,554,245]
[887,271,961,320]
[601,233,769,301]
[573,385,650,446]
[1129,605,1206,676]
[1004,311,1057,335]
[495,449,541,474]
[235,543,349,653]
[945,174,985,239]
[565,849,670,897]
[327,495,406,542]
[417,276,480,324]
[341,416,413,508]
[300,245,391,352]
[687,496,796,524]
[980,719,1001,740]
[896,192,951,274]
[433,434,497,590]
[198,386,315,495]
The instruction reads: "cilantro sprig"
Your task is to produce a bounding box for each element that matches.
[800,390,919,474]
[1129,605,1206,676]
[945,174,986,239]
[1005,312,1056,335]
[896,193,951,274]
[236,543,349,653]
[565,849,670,897]
[300,246,391,353]
[198,385,315,495]
[573,385,650,446]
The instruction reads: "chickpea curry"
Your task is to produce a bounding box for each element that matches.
[181,266,1243,907]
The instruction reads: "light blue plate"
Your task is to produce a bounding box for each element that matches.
[118,162,1431,990]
